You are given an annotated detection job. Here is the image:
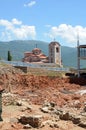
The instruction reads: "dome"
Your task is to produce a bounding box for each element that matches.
[32,48,42,55]
[32,48,41,51]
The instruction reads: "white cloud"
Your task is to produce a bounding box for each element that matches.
[13,25,36,39]
[24,1,36,7]
[0,18,36,41]
[0,19,13,30]
[45,24,86,46]
[12,18,22,25]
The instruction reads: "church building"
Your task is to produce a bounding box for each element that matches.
[22,40,62,66]
[22,48,48,63]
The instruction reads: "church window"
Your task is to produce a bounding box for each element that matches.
[56,47,59,52]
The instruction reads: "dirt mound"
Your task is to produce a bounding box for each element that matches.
[0,65,85,106]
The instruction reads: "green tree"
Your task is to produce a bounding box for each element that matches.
[7,51,12,61]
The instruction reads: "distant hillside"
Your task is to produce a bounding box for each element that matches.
[0,40,49,60]
[61,46,77,67]
[0,40,78,67]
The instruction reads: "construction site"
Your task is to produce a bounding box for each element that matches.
[0,61,85,130]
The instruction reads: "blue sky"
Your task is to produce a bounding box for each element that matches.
[0,0,86,47]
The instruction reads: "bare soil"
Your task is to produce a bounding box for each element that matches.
[0,65,86,130]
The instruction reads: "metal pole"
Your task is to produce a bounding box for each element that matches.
[77,34,80,77]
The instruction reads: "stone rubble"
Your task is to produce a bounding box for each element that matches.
[19,115,43,128]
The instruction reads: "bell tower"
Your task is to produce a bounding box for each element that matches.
[49,40,62,66]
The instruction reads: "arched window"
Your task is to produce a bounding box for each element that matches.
[56,47,59,52]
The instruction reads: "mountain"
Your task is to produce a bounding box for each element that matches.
[61,46,77,68]
[0,40,78,67]
[0,40,49,60]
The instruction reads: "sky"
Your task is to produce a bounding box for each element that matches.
[0,0,86,47]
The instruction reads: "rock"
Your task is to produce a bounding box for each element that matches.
[19,116,29,125]
[41,107,50,113]
[73,100,81,108]
[84,102,86,105]
[50,102,56,107]
[59,112,70,120]
[2,92,17,106]
[43,101,56,108]
[81,112,86,116]
[16,100,32,112]
[41,120,59,128]
[16,100,22,106]
[41,120,50,127]
[23,124,32,129]
[27,115,43,128]
[83,106,86,112]
[71,114,86,128]
[41,106,55,113]
[20,106,27,112]
[55,108,63,115]
[54,123,59,128]
[41,101,56,113]
[72,115,81,124]
[79,120,86,128]
[50,123,59,128]
[19,115,43,128]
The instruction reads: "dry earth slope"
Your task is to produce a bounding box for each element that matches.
[0,63,86,130]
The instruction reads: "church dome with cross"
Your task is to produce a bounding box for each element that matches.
[22,46,48,63]
[32,48,42,55]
